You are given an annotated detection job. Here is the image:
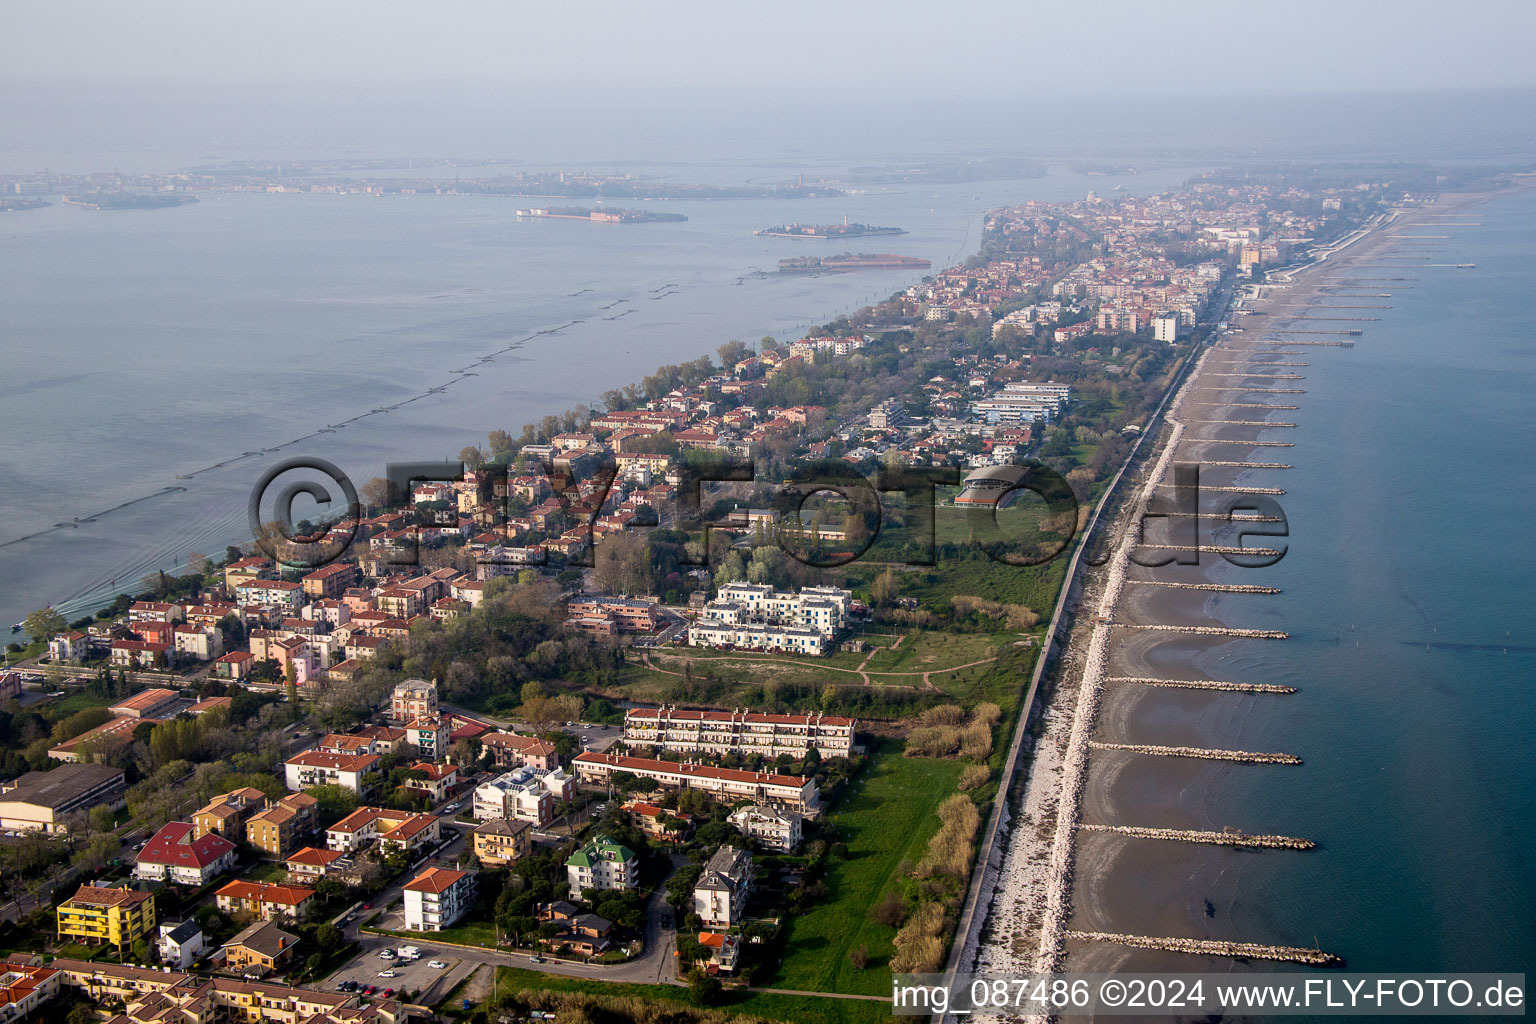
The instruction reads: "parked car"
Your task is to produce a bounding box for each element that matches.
[378,970,396,979]
[384,988,395,998]
[428,960,448,969]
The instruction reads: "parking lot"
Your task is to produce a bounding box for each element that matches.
[575,722,622,753]
[328,946,465,1003]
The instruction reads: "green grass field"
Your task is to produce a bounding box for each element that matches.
[763,745,964,996]
[387,918,499,948]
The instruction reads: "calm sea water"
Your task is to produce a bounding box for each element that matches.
[1081,189,1536,985]
[1220,189,1536,972]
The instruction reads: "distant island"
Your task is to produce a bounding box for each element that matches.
[839,156,1046,184]
[778,252,931,273]
[756,221,906,239]
[516,206,686,224]
[62,193,198,211]
[2,164,847,204]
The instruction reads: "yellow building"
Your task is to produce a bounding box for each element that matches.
[245,792,319,858]
[471,816,531,867]
[56,884,156,949]
[192,786,268,840]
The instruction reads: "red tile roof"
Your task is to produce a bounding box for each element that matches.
[216,879,314,906]
[137,821,235,869]
[403,866,468,894]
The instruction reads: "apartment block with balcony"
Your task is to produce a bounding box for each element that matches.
[623,706,854,759]
[56,884,157,949]
[402,867,474,932]
[565,835,636,893]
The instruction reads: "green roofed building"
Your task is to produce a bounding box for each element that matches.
[566,834,637,893]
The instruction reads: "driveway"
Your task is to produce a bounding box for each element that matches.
[337,854,685,989]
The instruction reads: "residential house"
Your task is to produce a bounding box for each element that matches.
[244,793,319,859]
[284,846,344,883]
[134,822,237,885]
[694,846,753,931]
[694,931,741,974]
[728,804,803,852]
[213,650,255,680]
[56,884,157,949]
[325,807,440,855]
[48,631,90,663]
[301,563,357,599]
[221,920,299,976]
[192,787,268,841]
[565,835,636,893]
[535,901,613,956]
[479,732,559,771]
[110,639,170,669]
[624,800,691,843]
[215,880,315,922]
[402,715,450,761]
[157,920,206,969]
[172,624,224,662]
[470,817,530,868]
[401,761,457,803]
[282,750,379,795]
[472,766,571,826]
[401,867,474,932]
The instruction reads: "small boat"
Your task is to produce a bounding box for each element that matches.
[10,623,22,633]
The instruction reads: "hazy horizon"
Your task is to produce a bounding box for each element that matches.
[6,0,1536,97]
[6,0,1536,173]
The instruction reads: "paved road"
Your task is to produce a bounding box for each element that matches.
[338,850,684,989]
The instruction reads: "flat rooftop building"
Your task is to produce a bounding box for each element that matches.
[0,763,127,834]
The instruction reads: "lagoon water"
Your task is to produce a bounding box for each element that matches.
[0,160,1193,627]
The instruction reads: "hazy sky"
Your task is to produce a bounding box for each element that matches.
[6,0,1536,98]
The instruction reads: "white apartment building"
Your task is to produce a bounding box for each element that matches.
[711,584,852,636]
[686,620,827,656]
[572,752,819,813]
[472,766,574,827]
[623,707,855,759]
[402,867,474,932]
[694,845,753,930]
[282,750,379,795]
[728,804,803,852]
[566,835,637,893]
